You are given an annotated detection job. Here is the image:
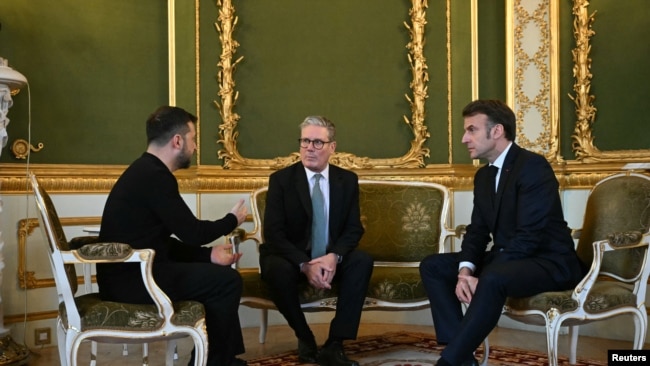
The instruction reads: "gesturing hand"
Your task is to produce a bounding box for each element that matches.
[229,199,248,225]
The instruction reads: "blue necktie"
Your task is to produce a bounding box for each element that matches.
[311,174,327,259]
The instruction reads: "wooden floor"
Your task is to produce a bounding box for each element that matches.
[26,323,636,365]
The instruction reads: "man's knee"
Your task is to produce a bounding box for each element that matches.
[420,254,457,282]
[346,250,373,267]
[260,255,298,284]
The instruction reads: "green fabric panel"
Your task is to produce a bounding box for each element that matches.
[588,1,650,151]
[357,184,443,262]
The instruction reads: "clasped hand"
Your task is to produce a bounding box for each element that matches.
[302,253,338,289]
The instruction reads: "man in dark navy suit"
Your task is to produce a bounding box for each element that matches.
[419,100,585,366]
[259,116,373,366]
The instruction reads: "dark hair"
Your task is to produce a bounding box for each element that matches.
[462,100,516,141]
[146,106,197,146]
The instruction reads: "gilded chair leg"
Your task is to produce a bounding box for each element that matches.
[90,341,98,366]
[259,309,268,344]
[142,343,149,366]
[165,341,176,366]
[57,322,68,366]
[568,325,579,365]
[545,318,562,366]
[633,309,648,349]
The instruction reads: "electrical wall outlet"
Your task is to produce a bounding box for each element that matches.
[34,327,51,345]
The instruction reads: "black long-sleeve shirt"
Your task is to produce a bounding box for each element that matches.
[97,152,237,300]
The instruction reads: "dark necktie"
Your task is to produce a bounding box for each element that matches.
[489,165,499,192]
[489,165,499,206]
[311,174,327,258]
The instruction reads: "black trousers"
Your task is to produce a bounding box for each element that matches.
[419,252,579,365]
[99,262,244,366]
[260,250,373,342]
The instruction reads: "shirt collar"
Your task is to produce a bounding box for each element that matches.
[491,142,513,169]
[305,165,330,182]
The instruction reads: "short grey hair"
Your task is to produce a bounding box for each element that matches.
[299,116,336,142]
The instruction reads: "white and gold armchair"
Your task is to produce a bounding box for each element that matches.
[504,172,650,366]
[30,173,208,366]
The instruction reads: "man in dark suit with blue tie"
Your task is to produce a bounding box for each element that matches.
[419,100,585,366]
[259,116,374,366]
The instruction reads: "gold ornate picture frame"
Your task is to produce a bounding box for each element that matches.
[570,0,650,163]
[213,0,431,170]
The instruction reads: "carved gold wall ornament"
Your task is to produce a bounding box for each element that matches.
[214,0,430,170]
[10,138,43,159]
[506,0,562,163]
[570,0,650,163]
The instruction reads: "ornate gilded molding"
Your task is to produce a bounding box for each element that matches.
[17,217,100,290]
[1,162,640,193]
[506,0,562,162]
[214,0,430,170]
[570,0,650,162]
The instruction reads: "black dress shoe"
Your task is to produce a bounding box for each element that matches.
[316,341,359,366]
[229,358,248,366]
[298,338,319,363]
[436,356,479,366]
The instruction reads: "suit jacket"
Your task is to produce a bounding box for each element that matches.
[460,144,584,286]
[259,162,364,267]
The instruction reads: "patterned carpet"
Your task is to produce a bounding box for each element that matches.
[246,331,605,366]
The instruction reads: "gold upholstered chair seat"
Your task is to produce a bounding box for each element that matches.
[61,295,205,331]
[506,280,637,317]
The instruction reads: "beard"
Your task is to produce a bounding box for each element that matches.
[176,150,192,170]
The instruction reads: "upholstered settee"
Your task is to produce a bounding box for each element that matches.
[231,180,459,343]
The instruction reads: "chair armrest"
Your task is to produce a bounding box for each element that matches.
[60,244,176,322]
[606,231,644,248]
[570,228,582,240]
[454,224,467,238]
[574,231,647,295]
[74,242,134,261]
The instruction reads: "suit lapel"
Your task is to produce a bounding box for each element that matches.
[492,144,521,225]
[294,164,312,216]
[328,166,343,236]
